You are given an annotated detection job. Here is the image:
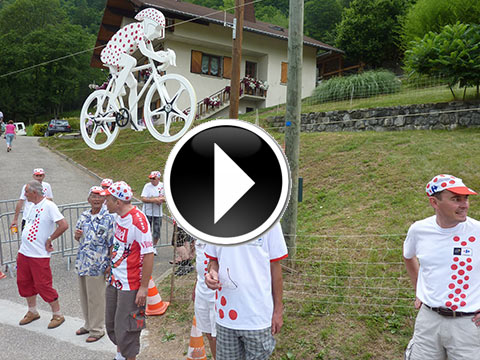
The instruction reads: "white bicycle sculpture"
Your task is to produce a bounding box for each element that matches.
[80,59,196,150]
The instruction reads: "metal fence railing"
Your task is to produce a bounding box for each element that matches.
[0,200,175,274]
[0,199,19,215]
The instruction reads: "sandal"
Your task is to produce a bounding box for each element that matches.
[76,327,88,336]
[86,334,104,342]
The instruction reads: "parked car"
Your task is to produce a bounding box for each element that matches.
[44,119,71,136]
[14,122,27,136]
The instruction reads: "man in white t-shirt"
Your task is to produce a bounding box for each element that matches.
[204,223,288,360]
[102,181,154,360]
[16,180,68,329]
[140,171,165,248]
[404,174,480,359]
[12,168,53,231]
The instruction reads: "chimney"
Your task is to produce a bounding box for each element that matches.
[244,0,256,23]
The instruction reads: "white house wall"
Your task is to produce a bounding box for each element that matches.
[124,16,318,114]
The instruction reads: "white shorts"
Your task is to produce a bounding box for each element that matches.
[195,295,216,337]
[405,304,480,360]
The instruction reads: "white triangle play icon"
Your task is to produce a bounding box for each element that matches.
[214,143,255,223]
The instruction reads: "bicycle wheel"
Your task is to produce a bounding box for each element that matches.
[144,74,197,142]
[80,90,120,150]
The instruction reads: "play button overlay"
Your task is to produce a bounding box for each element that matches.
[164,119,291,245]
[214,144,255,223]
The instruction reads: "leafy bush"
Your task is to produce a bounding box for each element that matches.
[404,23,480,98]
[312,70,401,104]
[401,0,480,48]
[32,123,48,137]
[65,117,80,131]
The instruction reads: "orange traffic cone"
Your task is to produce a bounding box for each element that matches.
[145,277,169,316]
[187,316,207,360]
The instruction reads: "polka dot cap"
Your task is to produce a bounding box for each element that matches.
[101,178,113,187]
[149,170,161,179]
[101,181,132,201]
[33,168,45,175]
[89,186,103,196]
[425,174,477,196]
[134,8,166,27]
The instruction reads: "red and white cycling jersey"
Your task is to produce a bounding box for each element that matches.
[110,207,154,291]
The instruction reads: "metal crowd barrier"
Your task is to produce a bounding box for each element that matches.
[0,200,174,273]
[0,199,19,215]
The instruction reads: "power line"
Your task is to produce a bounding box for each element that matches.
[0,0,266,79]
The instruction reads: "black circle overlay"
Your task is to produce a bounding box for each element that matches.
[169,125,283,238]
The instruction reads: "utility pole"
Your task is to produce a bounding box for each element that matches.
[229,0,244,119]
[282,0,303,261]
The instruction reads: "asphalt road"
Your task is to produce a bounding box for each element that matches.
[0,135,173,360]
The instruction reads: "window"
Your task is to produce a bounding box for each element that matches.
[281,62,288,84]
[245,61,257,78]
[191,50,232,78]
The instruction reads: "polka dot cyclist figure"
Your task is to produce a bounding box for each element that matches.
[100,8,176,129]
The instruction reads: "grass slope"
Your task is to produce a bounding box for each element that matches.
[43,126,480,359]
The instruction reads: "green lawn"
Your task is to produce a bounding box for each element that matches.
[42,126,480,359]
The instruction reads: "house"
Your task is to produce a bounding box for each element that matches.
[91,0,343,119]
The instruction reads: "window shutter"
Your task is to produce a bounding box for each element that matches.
[223,56,232,79]
[281,62,288,84]
[191,50,202,74]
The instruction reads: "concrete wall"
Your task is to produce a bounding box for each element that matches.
[267,102,480,132]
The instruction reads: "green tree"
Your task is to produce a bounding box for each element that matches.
[255,5,288,29]
[404,23,480,99]
[401,0,480,47]
[0,0,102,121]
[304,0,341,43]
[0,0,68,38]
[335,0,409,67]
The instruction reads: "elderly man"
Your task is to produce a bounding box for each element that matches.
[404,174,480,359]
[141,171,165,250]
[74,186,115,342]
[12,168,53,231]
[204,223,288,360]
[16,180,68,329]
[102,181,154,360]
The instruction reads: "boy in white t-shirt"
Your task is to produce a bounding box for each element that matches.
[205,223,288,360]
[11,168,53,232]
[141,171,165,249]
[404,174,480,359]
[193,239,216,358]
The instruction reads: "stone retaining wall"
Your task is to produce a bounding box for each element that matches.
[267,101,480,132]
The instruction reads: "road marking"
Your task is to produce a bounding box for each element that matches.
[0,299,116,353]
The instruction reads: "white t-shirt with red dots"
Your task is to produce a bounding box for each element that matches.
[20,182,53,220]
[404,216,480,312]
[205,223,288,330]
[100,22,151,71]
[19,198,64,258]
[110,207,154,291]
[195,240,215,302]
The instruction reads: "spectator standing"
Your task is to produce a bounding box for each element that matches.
[204,223,288,360]
[0,119,5,135]
[5,120,16,152]
[74,186,115,342]
[16,180,68,329]
[404,174,480,359]
[141,171,165,251]
[12,168,53,232]
[102,181,154,360]
[193,239,216,359]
